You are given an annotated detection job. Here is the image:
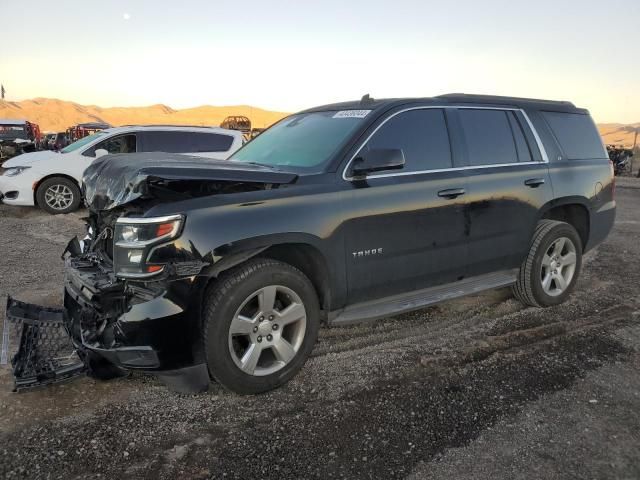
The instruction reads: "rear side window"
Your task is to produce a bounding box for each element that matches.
[363,109,452,172]
[142,131,234,153]
[458,109,519,166]
[541,112,606,160]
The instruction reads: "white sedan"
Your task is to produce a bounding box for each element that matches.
[0,125,244,214]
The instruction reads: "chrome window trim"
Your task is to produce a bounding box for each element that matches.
[342,106,550,181]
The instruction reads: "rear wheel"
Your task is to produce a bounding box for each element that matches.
[36,177,81,214]
[203,258,319,394]
[512,220,582,307]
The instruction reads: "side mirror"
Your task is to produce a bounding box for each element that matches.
[94,148,109,158]
[351,148,405,176]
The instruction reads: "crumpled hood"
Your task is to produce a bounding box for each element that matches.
[2,150,59,167]
[82,152,298,211]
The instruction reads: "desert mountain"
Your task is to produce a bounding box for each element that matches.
[1,98,638,147]
[0,98,289,132]
[598,123,640,147]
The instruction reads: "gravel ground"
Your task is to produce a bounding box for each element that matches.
[1,179,639,479]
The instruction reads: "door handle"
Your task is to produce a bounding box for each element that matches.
[524,178,545,188]
[437,188,466,199]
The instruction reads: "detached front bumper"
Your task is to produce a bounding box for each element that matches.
[5,251,211,392]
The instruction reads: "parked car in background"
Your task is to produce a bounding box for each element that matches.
[0,125,244,214]
[42,133,57,150]
[0,119,42,160]
[6,94,615,394]
[66,122,112,142]
[52,132,69,150]
[221,116,252,140]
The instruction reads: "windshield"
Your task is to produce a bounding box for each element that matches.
[230,110,368,173]
[0,125,27,140]
[61,131,108,153]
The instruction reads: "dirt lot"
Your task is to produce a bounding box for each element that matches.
[1,179,639,480]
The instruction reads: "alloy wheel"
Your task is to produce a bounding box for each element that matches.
[44,184,74,211]
[228,285,307,376]
[540,236,577,297]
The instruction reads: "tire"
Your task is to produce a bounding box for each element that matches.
[203,258,320,394]
[512,220,583,307]
[36,177,81,214]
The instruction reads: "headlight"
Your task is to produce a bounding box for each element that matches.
[2,166,31,177]
[113,214,183,278]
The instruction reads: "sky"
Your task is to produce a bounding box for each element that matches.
[1,0,639,123]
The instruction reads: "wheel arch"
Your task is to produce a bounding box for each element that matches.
[202,236,335,318]
[538,197,590,251]
[33,173,82,206]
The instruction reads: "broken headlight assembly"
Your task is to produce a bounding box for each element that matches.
[113,214,183,278]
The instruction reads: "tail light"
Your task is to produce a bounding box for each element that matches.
[609,159,616,200]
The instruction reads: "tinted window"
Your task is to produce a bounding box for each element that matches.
[459,109,518,166]
[363,109,452,172]
[143,131,234,153]
[231,111,366,173]
[542,111,606,160]
[507,112,532,162]
[83,134,136,157]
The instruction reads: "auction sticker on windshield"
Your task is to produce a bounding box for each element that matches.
[333,110,371,119]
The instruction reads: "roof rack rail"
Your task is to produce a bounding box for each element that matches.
[437,93,575,107]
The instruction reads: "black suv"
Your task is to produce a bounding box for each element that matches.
[8,94,615,394]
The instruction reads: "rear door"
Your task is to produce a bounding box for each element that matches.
[343,107,469,304]
[454,107,554,276]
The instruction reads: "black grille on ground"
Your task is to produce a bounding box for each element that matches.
[3,297,85,391]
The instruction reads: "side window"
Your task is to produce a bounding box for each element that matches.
[83,134,137,157]
[363,109,452,172]
[541,111,607,160]
[187,132,234,152]
[458,109,519,166]
[141,131,234,153]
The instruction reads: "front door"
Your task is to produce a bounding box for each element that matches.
[342,108,469,304]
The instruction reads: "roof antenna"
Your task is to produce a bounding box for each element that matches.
[360,94,373,104]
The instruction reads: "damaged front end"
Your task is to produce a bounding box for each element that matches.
[4,152,297,392]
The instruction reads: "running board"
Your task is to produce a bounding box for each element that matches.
[331,270,518,326]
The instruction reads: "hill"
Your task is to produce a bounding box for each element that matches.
[0,98,289,132]
[597,123,640,147]
[1,98,638,147]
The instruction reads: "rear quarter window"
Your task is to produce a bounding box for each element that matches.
[541,112,606,160]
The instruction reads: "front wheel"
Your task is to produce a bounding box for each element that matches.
[203,258,320,394]
[512,220,583,307]
[36,177,81,214]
